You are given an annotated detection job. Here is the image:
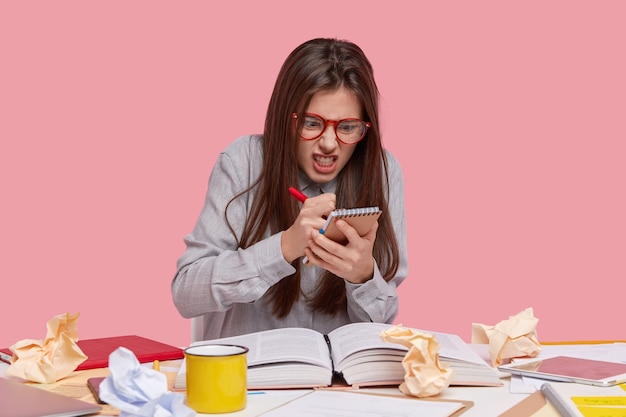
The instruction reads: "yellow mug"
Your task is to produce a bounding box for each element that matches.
[184,344,249,414]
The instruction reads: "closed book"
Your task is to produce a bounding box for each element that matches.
[1,335,183,370]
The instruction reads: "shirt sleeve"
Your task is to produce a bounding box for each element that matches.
[344,151,409,323]
[171,141,296,319]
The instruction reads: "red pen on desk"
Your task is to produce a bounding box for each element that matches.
[288,187,307,203]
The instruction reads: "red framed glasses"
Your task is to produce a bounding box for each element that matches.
[292,112,371,144]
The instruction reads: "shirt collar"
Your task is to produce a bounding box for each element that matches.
[298,170,338,197]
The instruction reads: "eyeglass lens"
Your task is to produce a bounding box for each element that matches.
[301,114,368,143]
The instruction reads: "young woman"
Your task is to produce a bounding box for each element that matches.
[172,38,408,340]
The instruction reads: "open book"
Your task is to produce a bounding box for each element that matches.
[174,322,502,389]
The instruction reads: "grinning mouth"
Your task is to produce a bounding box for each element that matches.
[314,155,337,166]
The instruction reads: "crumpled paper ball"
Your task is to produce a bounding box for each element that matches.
[99,347,194,417]
[471,307,542,367]
[6,312,87,383]
[381,325,454,397]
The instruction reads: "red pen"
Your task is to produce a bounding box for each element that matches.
[288,187,307,203]
[288,186,311,265]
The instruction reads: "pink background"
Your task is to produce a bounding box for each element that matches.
[1,1,624,349]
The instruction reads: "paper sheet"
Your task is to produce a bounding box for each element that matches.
[99,347,194,417]
[381,325,454,397]
[6,312,87,383]
[259,390,466,417]
[472,307,542,367]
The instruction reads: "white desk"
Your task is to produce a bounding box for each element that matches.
[6,342,626,416]
[202,344,529,416]
[189,379,626,416]
[1,360,525,416]
[328,383,524,417]
[197,382,526,416]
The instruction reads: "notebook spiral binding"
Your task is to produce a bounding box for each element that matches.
[332,207,381,217]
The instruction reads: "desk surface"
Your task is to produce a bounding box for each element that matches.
[3,343,626,417]
[0,359,525,416]
[191,383,527,417]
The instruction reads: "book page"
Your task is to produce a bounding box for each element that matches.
[426,330,502,386]
[192,327,332,369]
[430,331,489,365]
[327,323,502,387]
[327,323,405,366]
[175,328,334,389]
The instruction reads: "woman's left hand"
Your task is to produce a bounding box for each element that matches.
[304,219,377,284]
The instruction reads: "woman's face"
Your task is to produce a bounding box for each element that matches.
[296,87,362,184]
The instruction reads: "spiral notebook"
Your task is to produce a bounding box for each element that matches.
[320,207,382,243]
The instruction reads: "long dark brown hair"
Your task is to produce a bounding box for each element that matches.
[227,38,399,317]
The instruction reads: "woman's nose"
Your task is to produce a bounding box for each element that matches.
[318,124,338,149]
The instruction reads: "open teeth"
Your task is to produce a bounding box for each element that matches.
[315,156,335,166]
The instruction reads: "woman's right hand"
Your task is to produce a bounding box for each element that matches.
[281,193,336,263]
